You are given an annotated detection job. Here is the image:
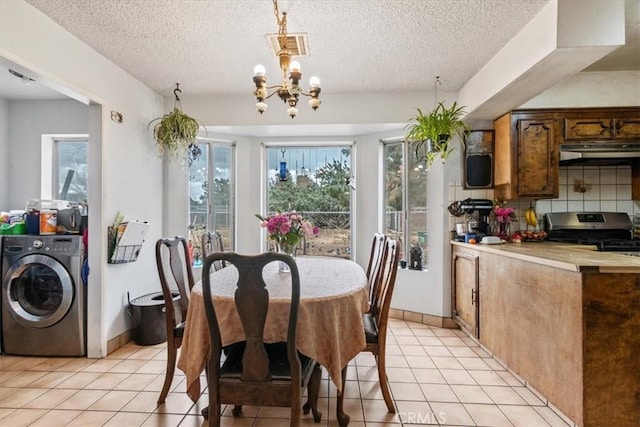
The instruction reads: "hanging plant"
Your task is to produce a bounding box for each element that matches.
[405,101,470,167]
[405,77,470,168]
[148,83,205,165]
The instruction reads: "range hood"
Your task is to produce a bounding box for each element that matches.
[559,142,640,166]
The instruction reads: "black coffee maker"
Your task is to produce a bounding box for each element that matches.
[459,199,493,237]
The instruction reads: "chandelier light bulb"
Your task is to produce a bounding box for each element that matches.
[253,64,266,76]
[287,106,298,118]
[289,61,301,73]
[309,76,320,88]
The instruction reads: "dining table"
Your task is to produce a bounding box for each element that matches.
[177,255,369,426]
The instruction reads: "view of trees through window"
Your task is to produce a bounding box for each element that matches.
[189,142,234,265]
[55,139,88,202]
[384,141,428,267]
[266,146,352,258]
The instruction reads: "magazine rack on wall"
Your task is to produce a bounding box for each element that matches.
[108,221,150,264]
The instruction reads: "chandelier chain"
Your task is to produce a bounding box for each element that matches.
[273,0,288,49]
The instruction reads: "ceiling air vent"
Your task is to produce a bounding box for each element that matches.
[266,32,309,57]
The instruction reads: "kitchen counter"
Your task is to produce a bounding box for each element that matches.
[451,241,640,427]
[451,240,640,273]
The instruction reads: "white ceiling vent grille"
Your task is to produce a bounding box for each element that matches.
[266,33,309,57]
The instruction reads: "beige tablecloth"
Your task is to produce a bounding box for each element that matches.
[177,256,369,402]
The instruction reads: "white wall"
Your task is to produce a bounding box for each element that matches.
[5,99,88,209]
[0,98,8,209]
[520,71,640,108]
[1,0,164,357]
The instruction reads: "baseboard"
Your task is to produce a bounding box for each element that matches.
[388,308,459,329]
[106,329,133,355]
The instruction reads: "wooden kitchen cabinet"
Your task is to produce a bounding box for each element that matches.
[451,241,640,427]
[452,246,479,338]
[563,108,640,142]
[633,158,640,200]
[494,111,560,200]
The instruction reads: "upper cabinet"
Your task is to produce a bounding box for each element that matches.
[494,107,640,201]
[494,111,560,200]
[563,108,640,142]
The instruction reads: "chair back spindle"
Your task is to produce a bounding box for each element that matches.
[367,233,388,312]
[202,231,226,270]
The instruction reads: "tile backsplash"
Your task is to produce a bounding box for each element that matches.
[450,165,640,233]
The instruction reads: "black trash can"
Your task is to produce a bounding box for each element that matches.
[128,291,181,346]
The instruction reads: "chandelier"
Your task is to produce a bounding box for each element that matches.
[252,0,321,119]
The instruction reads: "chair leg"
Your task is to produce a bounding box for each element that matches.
[290,401,302,427]
[231,405,242,416]
[204,363,221,425]
[303,364,323,422]
[336,365,350,426]
[376,352,396,413]
[157,343,176,404]
[206,403,221,427]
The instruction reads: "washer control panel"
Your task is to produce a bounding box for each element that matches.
[26,236,80,254]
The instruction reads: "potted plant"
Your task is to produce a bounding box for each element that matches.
[405,101,470,166]
[148,83,204,165]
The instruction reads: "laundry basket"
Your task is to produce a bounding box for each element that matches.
[128,291,181,346]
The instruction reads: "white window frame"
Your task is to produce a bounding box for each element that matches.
[261,141,356,258]
[381,137,428,269]
[189,138,236,250]
[40,134,89,201]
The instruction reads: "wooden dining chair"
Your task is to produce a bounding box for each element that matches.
[361,238,400,413]
[365,233,387,307]
[201,230,226,270]
[155,236,195,404]
[201,251,323,426]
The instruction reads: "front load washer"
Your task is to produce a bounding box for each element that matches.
[1,235,85,356]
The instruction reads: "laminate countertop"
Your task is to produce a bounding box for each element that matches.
[450,240,640,273]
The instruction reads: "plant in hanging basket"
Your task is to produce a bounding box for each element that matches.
[148,84,205,165]
[404,101,470,166]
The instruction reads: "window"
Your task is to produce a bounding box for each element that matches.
[383,139,428,268]
[54,138,88,202]
[265,145,353,258]
[188,140,235,265]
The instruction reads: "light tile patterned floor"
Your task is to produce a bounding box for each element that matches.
[0,319,572,426]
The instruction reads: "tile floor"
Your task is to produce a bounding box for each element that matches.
[0,319,572,426]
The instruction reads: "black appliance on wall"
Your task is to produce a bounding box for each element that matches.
[463,130,494,189]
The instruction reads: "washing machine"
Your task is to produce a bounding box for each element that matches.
[1,235,85,356]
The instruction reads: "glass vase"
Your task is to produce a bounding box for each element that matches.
[497,222,510,241]
[276,243,296,273]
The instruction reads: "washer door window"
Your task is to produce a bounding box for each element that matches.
[5,254,74,328]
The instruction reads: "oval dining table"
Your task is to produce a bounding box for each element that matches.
[177,255,370,426]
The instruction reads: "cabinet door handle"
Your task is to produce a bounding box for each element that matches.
[471,289,477,305]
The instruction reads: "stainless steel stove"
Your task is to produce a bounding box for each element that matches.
[545,212,639,256]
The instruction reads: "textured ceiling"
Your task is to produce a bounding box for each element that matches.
[22,0,554,98]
